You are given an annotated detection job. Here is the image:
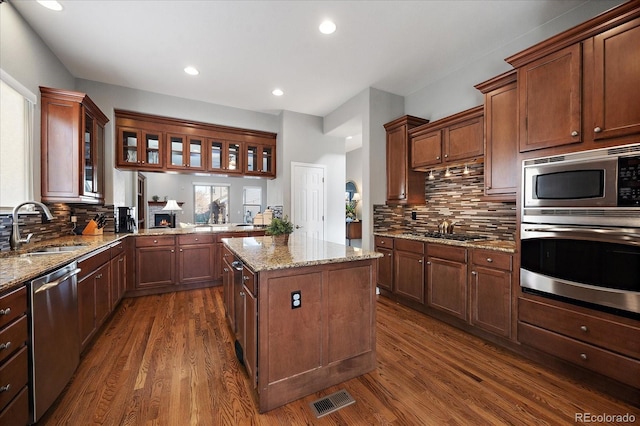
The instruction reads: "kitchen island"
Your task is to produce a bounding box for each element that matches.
[222,234,382,413]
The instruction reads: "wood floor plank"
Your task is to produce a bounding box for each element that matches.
[39,287,638,425]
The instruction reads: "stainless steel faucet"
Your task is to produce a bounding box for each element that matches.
[10,201,54,250]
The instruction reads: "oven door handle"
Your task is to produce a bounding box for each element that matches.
[522,227,640,244]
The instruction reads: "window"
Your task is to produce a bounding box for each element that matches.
[0,70,36,210]
[193,184,229,224]
[243,186,262,224]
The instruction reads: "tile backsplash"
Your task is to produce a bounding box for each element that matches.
[374,162,517,241]
[0,203,115,251]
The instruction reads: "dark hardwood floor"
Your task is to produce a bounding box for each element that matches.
[40,287,638,425]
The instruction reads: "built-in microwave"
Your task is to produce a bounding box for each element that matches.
[522,143,640,227]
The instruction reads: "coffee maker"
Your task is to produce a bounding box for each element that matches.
[116,207,136,233]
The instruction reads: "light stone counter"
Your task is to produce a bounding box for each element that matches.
[222,233,383,272]
[374,231,516,253]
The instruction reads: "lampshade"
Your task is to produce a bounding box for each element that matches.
[162,199,182,211]
[352,193,361,202]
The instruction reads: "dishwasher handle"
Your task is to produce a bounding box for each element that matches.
[231,260,244,271]
[34,268,81,294]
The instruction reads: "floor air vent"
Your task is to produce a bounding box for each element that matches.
[310,389,356,418]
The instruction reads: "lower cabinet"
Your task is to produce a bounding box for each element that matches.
[241,266,257,388]
[110,242,126,308]
[470,249,513,338]
[426,244,468,321]
[78,248,112,351]
[394,239,425,304]
[0,287,29,425]
[135,236,177,289]
[374,236,393,292]
[222,246,236,331]
[178,234,216,284]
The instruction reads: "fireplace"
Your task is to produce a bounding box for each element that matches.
[154,213,173,227]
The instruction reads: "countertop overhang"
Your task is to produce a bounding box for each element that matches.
[222,234,383,272]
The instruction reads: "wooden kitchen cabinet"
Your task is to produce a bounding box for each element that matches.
[475,70,518,201]
[117,127,164,170]
[384,115,430,205]
[470,249,513,338]
[207,139,243,175]
[245,143,275,177]
[393,239,425,304]
[374,236,394,292]
[110,241,126,308]
[167,133,205,171]
[240,266,258,388]
[0,286,29,426]
[426,244,468,321]
[222,245,236,330]
[506,3,640,154]
[409,106,484,170]
[40,87,108,204]
[77,248,112,351]
[135,236,177,289]
[177,234,216,285]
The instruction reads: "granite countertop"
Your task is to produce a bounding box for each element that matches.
[222,234,383,272]
[374,231,516,253]
[0,224,266,293]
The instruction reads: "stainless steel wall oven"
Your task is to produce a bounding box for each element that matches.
[520,144,640,316]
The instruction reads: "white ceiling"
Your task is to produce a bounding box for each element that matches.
[13,1,596,120]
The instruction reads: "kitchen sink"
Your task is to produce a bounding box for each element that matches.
[22,245,87,256]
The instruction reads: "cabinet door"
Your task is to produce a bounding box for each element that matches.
[394,250,425,304]
[141,131,163,168]
[94,263,111,327]
[178,244,215,284]
[470,266,512,338]
[427,256,467,320]
[136,246,176,288]
[386,125,409,201]
[484,81,518,198]
[82,113,98,198]
[411,130,442,168]
[77,274,96,349]
[518,43,582,152]
[376,247,393,292]
[167,134,206,171]
[246,144,275,176]
[118,127,141,167]
[207,140,243,174]
[591,18,640,141]
[222,256,235,329]
[110,252,126,308]
[444,117,483,162]
[242,267,257,388]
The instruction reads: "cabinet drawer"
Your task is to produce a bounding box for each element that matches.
[135,236,175,248]
[0,346,28,409]
[395,238,424,254]
[518,322,640,388]
[0,316,27,364]
[0,287,26,329]
[78,247,110,281]
[472,249,512,271]
[374,236,394,249]
[0,386,28,426]
[519,297,640,359]
[243,267,257,297]
[178,234,215,245]
[109,241,125,257]
[427,244,466,263]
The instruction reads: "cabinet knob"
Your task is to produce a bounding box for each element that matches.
[242,276,249,282]
[387,253,391,257]
[471,271,477,275]
[418,259,422,263]
[580,353,588,361]
[436,156,440,160]
[444,154,448,158]
[486,258,493,263]
[223,268,229,272]
[96,273,102,279]
[119,258,124,262]
[0,342,11,351]
[0,384,10,393]
[571,131,579,137]
[580,325,588,332]
[180,249,183,252]
[141,161,145,164]
[195,238,199,241]
[594,127,602,133]
[240,291,246,297]
[0,308,10,316]
[426,261,431,265]
[486,186,491,190]
[153,240,158,243]
[380,241,385,244]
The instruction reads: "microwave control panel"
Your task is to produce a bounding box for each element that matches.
[618,155,640,206]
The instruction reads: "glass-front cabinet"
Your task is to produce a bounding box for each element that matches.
[245,144,275,176]
[82,114,105,199]
[207,139,243,175]
[166,134,205,171]
[117,128,164,170]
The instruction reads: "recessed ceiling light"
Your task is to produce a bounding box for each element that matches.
[272,88,284,97]
[319,20,336,35]
[184,66,199,76]
[37,1,63,11]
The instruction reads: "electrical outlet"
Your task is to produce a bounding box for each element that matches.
[70,216,77,223]
[411,211,417,220]
[291,291,301,309]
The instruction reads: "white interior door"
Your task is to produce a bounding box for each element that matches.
[291,163,325,240]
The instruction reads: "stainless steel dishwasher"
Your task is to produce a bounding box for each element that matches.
[29,261,81,423]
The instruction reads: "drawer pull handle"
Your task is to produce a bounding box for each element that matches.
[0,384,10,393]
[471,271,477,276]
[486,258,493,263]
[195,238,199,241]
[0,308,10,316]
[96,274,102,279]
[223,268,228,272]
[580,325,588,332]
[426,261,431,265]
[240,291,246,297]
[0,342,11,350]
[580,353,588,361]
[571,130,578,137]
[418,259,422,264]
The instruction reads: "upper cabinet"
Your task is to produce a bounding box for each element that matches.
[409,106,484,170]
[507,3,640,155]
[475,71,518,201]
[115,110,276,178]
[384,115,430,205]
[40,87,109,204]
